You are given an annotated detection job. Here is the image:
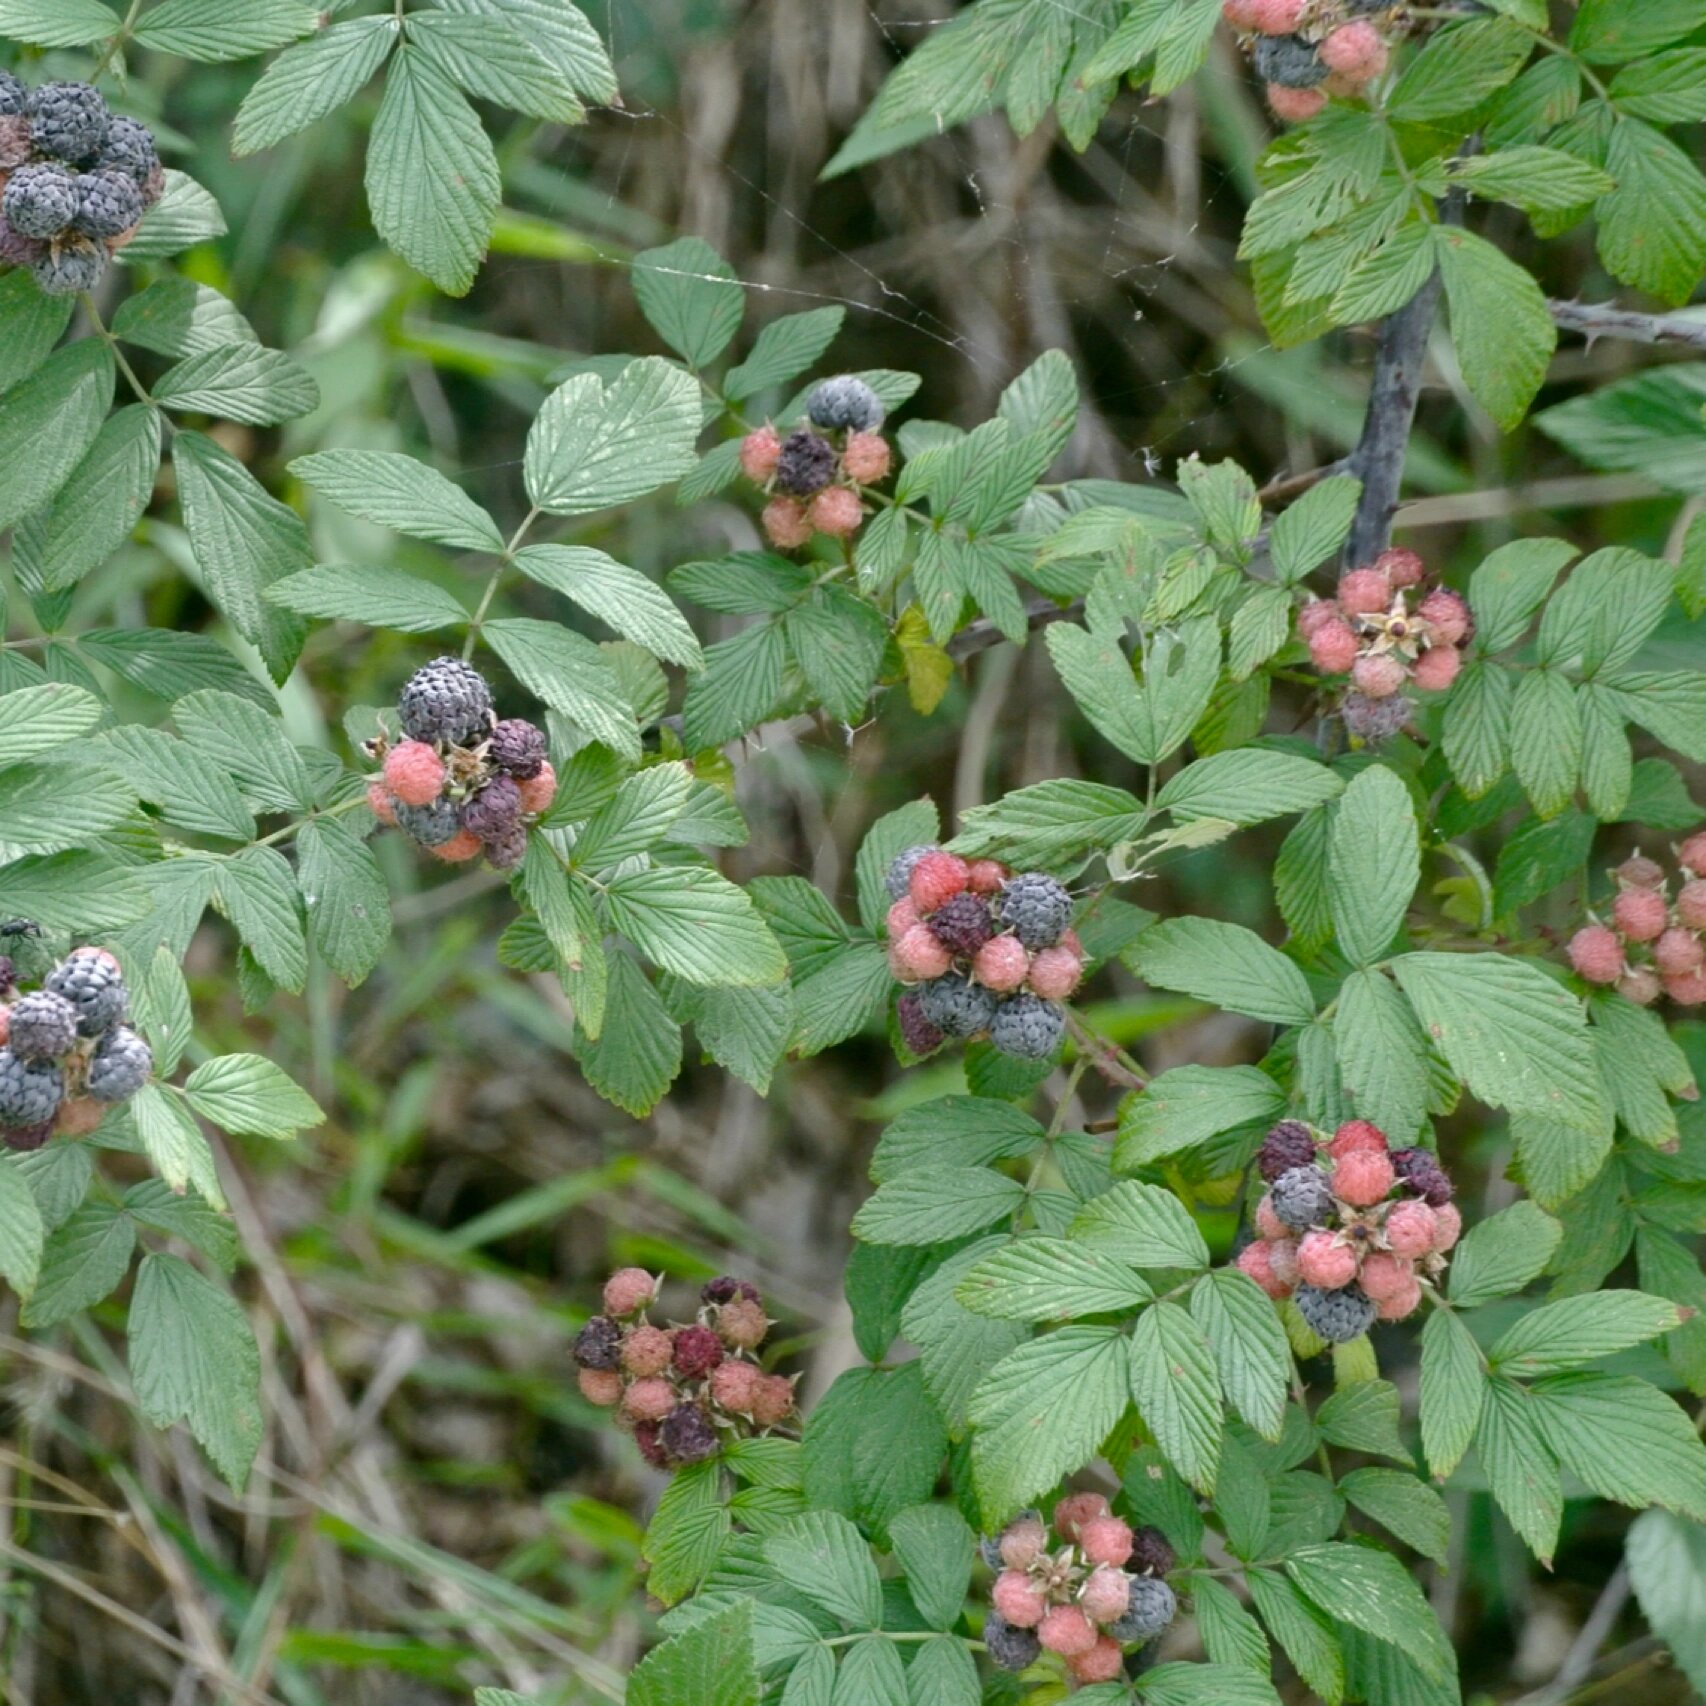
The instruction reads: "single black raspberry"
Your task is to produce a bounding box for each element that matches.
[397,656,493,746]
[1254,34,1329,87]
[44,952,126,1037]
[634,1419,670,1469]
[1295,1281,1377,1343]
[885,845,936,901]
[984,1613,1042,1673]
[393,797,462,847]
[1107,1576,1178,1642]
[997,872,1073,950]
[773,429,837,497]
[1391,1147,1454,1207]
[73,168,143,240]
[26,81,108,163]
[32,237,106,296]
[806,375,885,433]
[572,1315,623,1370]
[1271,1164,1334,1231]
[486,718,547,780]
[701,1275,761,1306]
[86,1026,152,1102]
[2,1118,52,1152]
[1341,691,1412,745]
[927,892,994,957]
[1257,1119,1317,1183]
[988,992,1066,1060]
[95,114,159,185]
[917,973,999,1039]
[3,163,78,239]
[659,1402,720,1464]
[460,774,522,841]
[0,1049,63,1129]
[6,991,77,1061]
[896,990,946,1057]
[483,825,527,871]
[1126,1526,1175,1579]
[0,70,26,116]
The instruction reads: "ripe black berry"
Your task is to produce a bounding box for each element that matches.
[1294,1281,1377,1343]
[6,991,78,1061]
[1253,34,1329,88]
[988,992,1066,1060]
[984,1614,1042,1672]
[917,973,998,1039]
[1270,1164,1334,1231]
[997,872,1073,950]
[659,1402,720,1464]
[95,114,159,186]
[397,656,493,747]
[773,429,837,497]
[0,1049,63,1130]
[3,163,78,239]
[461,774,522,841]
[927,892,994,957]
[32,237,106,297]
[45,952,127,1037]
[26,81,109,163]
[572,1315,623,1370]
[1391,1147,1454,1207]
[487,718,547,780]
[806,375,885,433]
[1107,1576,1177,1642]
[73,168,143,240]
[86,1026,153,1102]
[1126,1526,1175,1579]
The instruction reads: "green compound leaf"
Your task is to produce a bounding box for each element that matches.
[1191,1268,1291,1442]
[632,237,744,369]
[1285,1542,1454,1682]
[290,447,503,551]
[1129,916,1314,1026]
[955,1237,1153,1321]
[627,1599,758,1706]
[1488,1289,1681,1377]
[1328,765,1419,967]
[0,1161,45,1299]
[183,1054,325,1140]
[1130,1300,1223,1494]
[234,17,398,155]
[1627,1510,1706,1699]
[19,1200,132,1328]
[1448,1199,1562,1306]
[1070,1180,1210,1272]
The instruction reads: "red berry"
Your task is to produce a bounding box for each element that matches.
[1236,1240,1289,1299]
[1267,1237,1300,1289]
[1382,1199,1437,1258]
[1222,0,1263,27]
[1666,968,1706,1007]
[710,1360,762,1414]
[1037,1605,1097,1658]
[1308,618,1360,674]
[992,1570,1048,1629]
[739,424,782,482]
[1679,832,1706,879]
[620,1324,675,1376]
[1267,83,1326,121]
[1254,1194,1288,1242]
[886,898,921,939]
[998,1513,1048,1570]
[842,431,892,485]
[1411,643,1461,693]
[1655,928,1705,977]
[1078,1515,1134,1568]
[1069,1636,1126,1684]
[1352,653,1408,700]
[516,762,557,816]
[909,850,970,914]
[577,1367,622,1406]
[808,485,863,537]
[1251,0,1305,31]
[622,1377,676,1423]
[672,1324,726,1379]
[1329,1120,1388,1159]
[366,780,397,826]
[1614,888,1668,943]
[1026,945,1083,1001]
[1431,1203,1462,1252]
[750,1373,796,1427]
[603,1268,657,1317]
[1334,1148,1396,1207]
[428,828,482,863]
[1320,20,1388,79]
[1375,548,1425,588]
[966,858,1010,895]
[383,740,446,807]
[1297,1231,1358,1290]
[973,935,1030,992]
[1297,599,1342,639]
[890,924,952,983]
[762,496,813,548]
[1620,966,1663,1007]
[1568,924,1625,984]
[1053,1492,1110,1543]
[1417,588,1472,645]
[717,1296,770,1350]
[1337,567,1392,616]
[1079,1565,1133,1623]
[1615,854,1666,889]
[1357,1252,1414,1303]
[1375,1273,1423,1321]
[1678,881,1706,931]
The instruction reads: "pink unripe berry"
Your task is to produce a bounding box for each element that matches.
[1267,83,1327,121]
[966,858,1010,895]
[367,780,398,826]
[1376,1273,1423,1321]
[1679,832,1706,879]
[992,1570,1049,1629]
[1320,20,1388,79]
[1038,1604,1098,1658]
[1222,0,1263,28]
[1337,567,1393,617]
[1254,1194,1289,1242]
[516,762,557,816]
[429,828,483,863]
[1675,880,1706,930]
[808,485,863,537]
[973,934,1031,993]
[1251,0,1306,31]
[383,740,447,807]
[1267,1237,1300,1288]
[1568,924,1625,984]
[1352,653,1408,700]
[1237,1240,1289,1299]
[886,897,921,939]
[577,1367,622,1407]
[1431,1202,1462,1253]
[717,1296,771,1351]
[1375,547,1425,589]
[1309,618,1361,674]
[909,850,970,914]
[842,431,892,485]
[1417,588,1472,644]
[1383,1199,1437,1259]
[1027,945,1084,1001]
[1614,887,1668,943]
[1357,1251,1415,1303]
[1411,644,1462,693]
[1053,1492,1111,1543]
[1665,968,1706,1007]
[603,1267,658,1317]
[1655,928,1706,977]
[1080,1565,1134,1622]
[620,1324,675,1376]
[1329,1120,1389,1159]
[1069,1637,1126,1684]
[1615,854,1665,890]
[890,924,952,983]
[739,424,782,482]
[1078,1516,1134,1569]
[1297,598,1342,640]
[1335,1148,1396,1207]
[1620,966,1663,1007]
[999,1513,1048,1570]
[1298,1231,1359,1290]
[710,1360,763,1414]
[622,1377,677,1423]
[762,496,813,549]
[750,1373,797,1427]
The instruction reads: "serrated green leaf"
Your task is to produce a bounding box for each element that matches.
[290,448,503,551]
[1070,1180,1210,1271]
[1340,1469,1451,1562]
[1449,1199,1562,1306]
[627,1600,758,1706]
[264,562,470,634]
[1130,917,1314,1026]
[1285,1542,1453,1681]
[1129,1300,1222,1493]
[233,16,398,154]
[632,237,744,369]
[1327,765,1419,966]
[1489,1290,1681,1376]
[0,339,114,536]
[514,544,702,669]
[605,865,784,986]
[1192,1268,1290,1441]
[134,0,314,58]
[184,1053,325,1140]
[406,11,585,122]
[216,845,308,993]
[956,1237,1152,1321]
[887,1504,973,1631]
[0,1160,45,1299]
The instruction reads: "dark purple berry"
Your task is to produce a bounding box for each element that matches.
[660,1402,720,1464]
[487,718,547,780]
[1257,1119,1317,1182]
[896,990,945,1057]
[1127,1526,1175,1579]
[927,891,994,957]
[773,429,837,497]
[573,1316,623,1370]
[1391,1147,1454,1207]
[701,1275,761,1306]
[672,1324,725,1379]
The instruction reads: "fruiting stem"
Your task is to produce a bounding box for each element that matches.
[462,506,541,662]
[82,294,159,415]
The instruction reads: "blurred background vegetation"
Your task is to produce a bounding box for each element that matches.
[2,2,1703,1702]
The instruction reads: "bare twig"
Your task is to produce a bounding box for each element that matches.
[1550,298,1706,352]
[1512,1562,1633,1706]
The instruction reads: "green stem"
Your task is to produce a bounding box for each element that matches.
[82,294,158,413]
[462,506,541,661]
[90,0,147,83]
[251,791,367,851]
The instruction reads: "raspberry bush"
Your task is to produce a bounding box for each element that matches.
[0,1,1704,1703]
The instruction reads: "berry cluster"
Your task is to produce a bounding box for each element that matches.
[739,376,894,550]
[884,848,1084,1061]
[1221,0,1404,122]
[1236,1119,1460,1343]
[572,1270,796,1471]
[0,74,163,297]
[1297,548,1472,744]
[0,945,151,1151]
[366,658,557,871]
[1567,839,1706,1008]
[980,1496,1178,1685]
